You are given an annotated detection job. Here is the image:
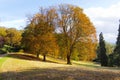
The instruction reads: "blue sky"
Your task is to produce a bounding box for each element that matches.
[0,0,120,43]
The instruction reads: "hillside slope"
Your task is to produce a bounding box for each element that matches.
[0,53,120,80]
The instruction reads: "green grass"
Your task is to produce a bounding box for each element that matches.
[0,56,8,80]
[0,57,8,68]
[72,61,100,68]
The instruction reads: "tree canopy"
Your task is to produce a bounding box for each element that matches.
[22,4,97,64]
[57,4,97,64]
[22,8,58,61]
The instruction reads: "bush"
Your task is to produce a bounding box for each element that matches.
[11,46,22,52]
[0,48,7,54]
[0,45,13,54]
[3,45,13,52]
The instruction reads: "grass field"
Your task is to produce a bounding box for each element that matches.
[0,53,120,80]
[0,55,8,68]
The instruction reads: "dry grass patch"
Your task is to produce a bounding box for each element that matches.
[0,53,120,80]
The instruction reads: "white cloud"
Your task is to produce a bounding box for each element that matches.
[97,33,117,43]
[0,19,26,30]
[84,2,120,43]
[104,33,117,43]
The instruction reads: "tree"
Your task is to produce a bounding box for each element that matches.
[75,40,97,61]
[5,28,22,47]
[0,27,6,47]
[57,4,97,64]
[22,4,97,63]
[55,33,68,60]
[0,27,7,37]
[113,20,120,66]
[22,8,58,61]
[105,42,115,55]
[95,42,115,63]
[99,32,108,66]
[5,28,22,52]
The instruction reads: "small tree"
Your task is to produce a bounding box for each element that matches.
[99,32,108,66]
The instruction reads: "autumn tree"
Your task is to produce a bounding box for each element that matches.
[5,28,22,51]
[22,4,97,63]
[0,27,7,37]
[57,4,97,64]
[55,33,67,60]
[22,8,58,61]
[99,32,108,66]
[75,40,97,61]
[0,27,7,47]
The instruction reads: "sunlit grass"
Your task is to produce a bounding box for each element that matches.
[39,55,66,64]
[0,53,120,80]
[72,60,100,68]
[0,57,8,68]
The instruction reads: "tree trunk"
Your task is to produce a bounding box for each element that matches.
[67,54,71,64]
[36,53,39,58]
[43,55,46,61]
[67,45,74,64]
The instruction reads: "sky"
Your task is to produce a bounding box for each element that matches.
[0,0,120,43]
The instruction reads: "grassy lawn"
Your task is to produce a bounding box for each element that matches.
[0,53,120,80]
[0,56,8,68]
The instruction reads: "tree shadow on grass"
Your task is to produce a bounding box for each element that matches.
[7,53,42,61]
[0,67,120,80]
[6,53,63,64]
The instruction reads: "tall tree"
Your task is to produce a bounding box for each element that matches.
[22,8,58,61]
[57,4,97,64]
[95,42,115,64]
[113,20,120,66]
[23,4,97,63]
[99,32,108,66]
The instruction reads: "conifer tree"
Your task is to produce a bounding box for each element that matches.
[99,32,108,66]
[113,20,120,66]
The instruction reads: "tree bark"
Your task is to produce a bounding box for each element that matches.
[43,54,46,61]
[67,45,74,64]
[67,54,71,64]
[36,53,39,58]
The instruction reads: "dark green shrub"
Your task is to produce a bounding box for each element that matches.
[0,48,7,54]
[3,45,13,52]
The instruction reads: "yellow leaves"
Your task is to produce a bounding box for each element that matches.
[23,4,97,62]
[22,7,59,57]
[56,4,97,62]
[0,27,7,37]
[5,28,22,46]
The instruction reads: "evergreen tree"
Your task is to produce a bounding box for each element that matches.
[99,32,108,66]
[113,20,120,66]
